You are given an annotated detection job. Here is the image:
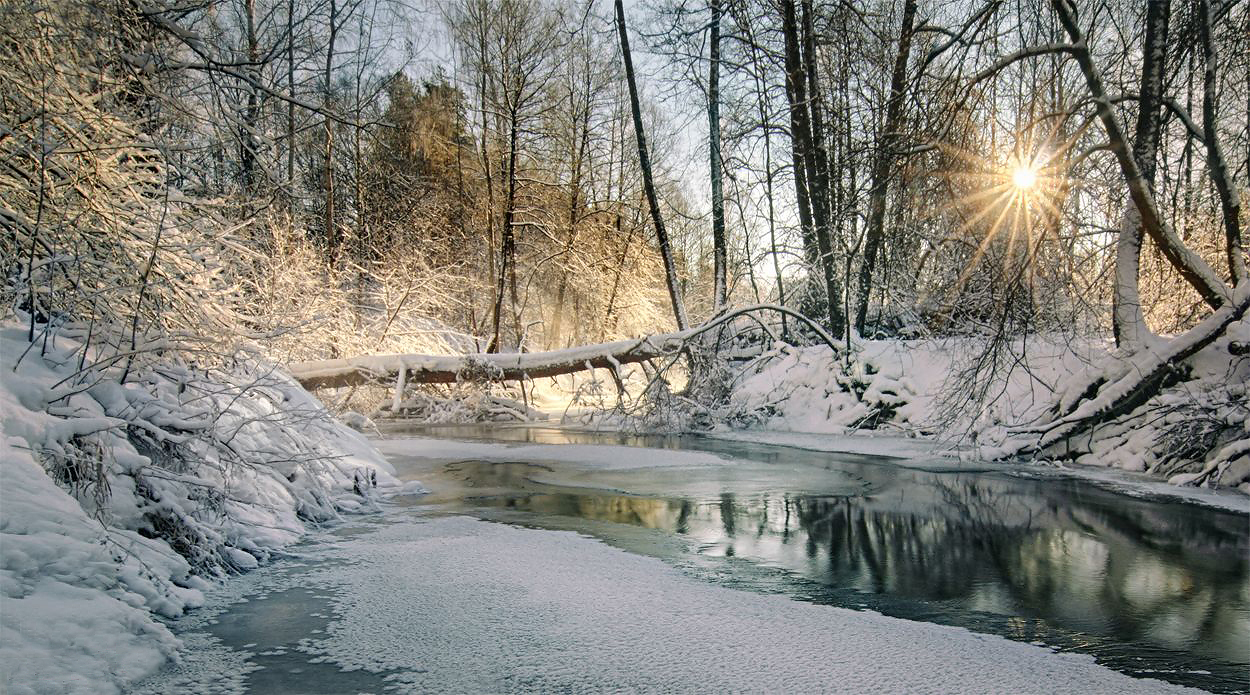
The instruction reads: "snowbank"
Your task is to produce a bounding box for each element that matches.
[0,324,400,695]
[725,331,1249,489]
[728,338,1094,436]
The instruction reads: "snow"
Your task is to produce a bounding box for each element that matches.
[0,323,410,695]
[723,327,1250,490]
[705,427,960,460]
[136,515,1202,694]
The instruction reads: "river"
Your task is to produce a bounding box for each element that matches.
[129,425,1250,694]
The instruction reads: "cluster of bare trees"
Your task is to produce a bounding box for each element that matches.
[2,0,1245,456]
[658,0,1242,337]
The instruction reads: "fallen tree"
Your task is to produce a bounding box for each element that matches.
[289,331,692,390]
[287,304,842,391]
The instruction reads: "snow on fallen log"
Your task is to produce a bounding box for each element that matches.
[1017,282,1250,457]
[288,331,694,389]
[287,304,843,390]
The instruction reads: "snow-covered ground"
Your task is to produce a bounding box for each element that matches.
[722,330,1250,491]
[132,514,1204,694]
[0,324,403,695]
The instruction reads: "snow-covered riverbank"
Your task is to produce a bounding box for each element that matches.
[0,325,401,695]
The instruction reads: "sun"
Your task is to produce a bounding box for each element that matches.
[1011,165,1038,191]
[915,132,1078,312]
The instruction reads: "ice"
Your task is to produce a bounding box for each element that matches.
[278,515,1200,694]
[374,435,735,469]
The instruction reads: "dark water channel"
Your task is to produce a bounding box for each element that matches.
[383,424,1250,694]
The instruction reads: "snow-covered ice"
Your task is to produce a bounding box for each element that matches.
[139,514,1204,694]
[374,435,734,469]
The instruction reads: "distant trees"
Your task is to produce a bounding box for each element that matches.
[5,0,1244,381]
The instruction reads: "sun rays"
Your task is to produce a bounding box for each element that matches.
[918,123,1080,310]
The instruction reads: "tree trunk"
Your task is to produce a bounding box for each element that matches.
[708,0,727,309]
[286,0,295,221]
[799,0,843,336]
[323,0,338,265]
[1196,0,1246,285]
[616,0,689,330]
[855,0,916,335]
[781,0,840,334]
[1112,0,1169,348]
[780,1,816,278]
[240,0,259,195]
[494,111,520,350]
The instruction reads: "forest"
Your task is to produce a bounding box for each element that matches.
[4,0,1246,475]
[1,0,1248,693]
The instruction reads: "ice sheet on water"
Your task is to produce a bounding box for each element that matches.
[273,515,1199,694]
[374,436,734,469]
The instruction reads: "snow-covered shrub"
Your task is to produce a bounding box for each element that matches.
[0,323,398,694]
[0,9,408,687]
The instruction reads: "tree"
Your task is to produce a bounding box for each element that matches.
[999,0,1247,458]
[707,0,727,309]
[616,0,690,331]
[855,0,917,335]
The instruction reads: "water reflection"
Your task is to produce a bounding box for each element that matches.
[393,427,1249,692]
[441,465,1249,676]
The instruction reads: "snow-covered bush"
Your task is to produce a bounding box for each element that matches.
[0,323,398,694]
[0,5,408,691]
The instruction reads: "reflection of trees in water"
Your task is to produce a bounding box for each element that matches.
[460,457,1247,662]
[680,478,1248,659]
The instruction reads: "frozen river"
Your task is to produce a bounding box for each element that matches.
[130,425,1249,694]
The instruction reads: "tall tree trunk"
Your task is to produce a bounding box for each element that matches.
[1113,0,1169,348]
[241,0,259,196]
[800,0,843,336]
[1196,0,1246,285]
[286,0,295,221]
[708,0,727,309]
[854,0,916,335]
[494,111,520,350]
[481,26,501,352]
[323,0,338,265]
[616,0,689,330]
[781,0,840,334]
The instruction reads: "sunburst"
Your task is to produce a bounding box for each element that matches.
[919,118,1082,315]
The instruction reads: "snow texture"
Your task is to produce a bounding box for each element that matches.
[195,514,1202,694]
[725,328,1250,490]
[0,323,404,695]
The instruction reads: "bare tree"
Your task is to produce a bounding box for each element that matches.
[616,0,689,330]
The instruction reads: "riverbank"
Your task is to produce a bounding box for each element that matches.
[0,325,403,695]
